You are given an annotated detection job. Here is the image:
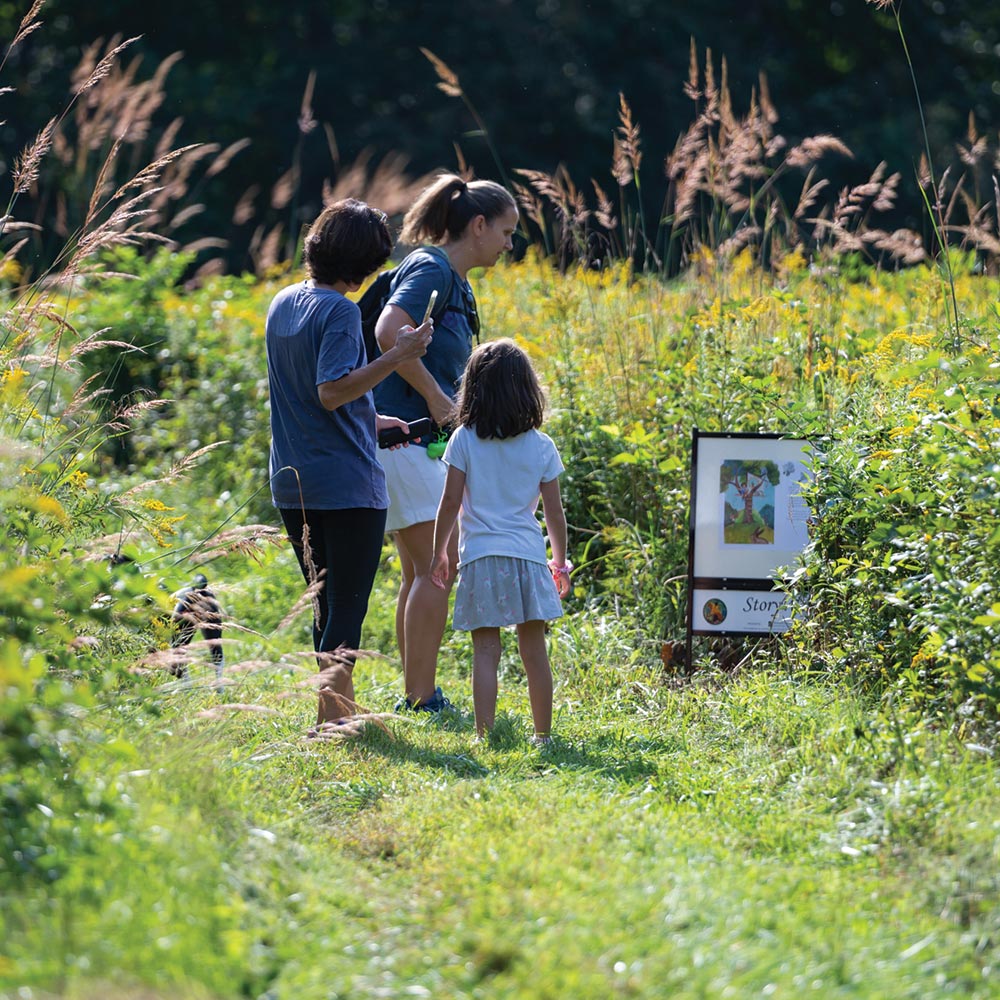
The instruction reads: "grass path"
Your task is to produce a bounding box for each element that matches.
[6,658,997,999]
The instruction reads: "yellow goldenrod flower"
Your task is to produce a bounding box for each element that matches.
[0,259,22,283]
[778,247,807,277]
[32,494,68,523]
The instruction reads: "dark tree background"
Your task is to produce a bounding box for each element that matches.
[2,0,998,271]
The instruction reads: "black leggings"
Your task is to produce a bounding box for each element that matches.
[279,506,387,655]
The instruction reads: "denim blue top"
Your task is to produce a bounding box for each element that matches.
[266,281,387,510]
[372,247,477,438]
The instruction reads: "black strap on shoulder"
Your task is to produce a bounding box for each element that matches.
[420,245,479,344]
[419,245,454,323]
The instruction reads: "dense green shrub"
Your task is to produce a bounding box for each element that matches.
[785,339,1000,715]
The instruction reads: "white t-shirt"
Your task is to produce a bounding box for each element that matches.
[443,425,565,568]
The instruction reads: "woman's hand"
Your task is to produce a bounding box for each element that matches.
[375,414,410,450]
[317,319,432,413]
[390,320,432,362]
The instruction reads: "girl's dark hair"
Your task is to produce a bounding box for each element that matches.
[400,173,516,245]
[454,339,545,440]
[304,199,393,285]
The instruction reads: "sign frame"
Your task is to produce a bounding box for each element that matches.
[685,429,812,656]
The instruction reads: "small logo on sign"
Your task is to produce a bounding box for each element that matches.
[703,598,727,625]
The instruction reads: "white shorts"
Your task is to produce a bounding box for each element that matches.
[378,444,446,532]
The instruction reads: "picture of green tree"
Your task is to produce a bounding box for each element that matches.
[719,459,781,544]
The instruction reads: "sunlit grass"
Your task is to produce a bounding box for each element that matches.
[4,650,999,998]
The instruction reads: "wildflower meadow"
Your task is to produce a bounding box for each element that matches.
[2,2,999,998]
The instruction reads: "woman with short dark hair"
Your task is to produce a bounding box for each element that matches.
[266,198,433,727]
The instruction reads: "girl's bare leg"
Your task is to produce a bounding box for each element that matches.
[516,620,553,738]
[471,627,502,736]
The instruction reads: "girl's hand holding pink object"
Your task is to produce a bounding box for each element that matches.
[548,558,573,599]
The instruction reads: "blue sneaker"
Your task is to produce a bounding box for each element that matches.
[420,687,452,713]
[395,686,452,713]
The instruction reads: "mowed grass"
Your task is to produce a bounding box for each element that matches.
[4,592,998,999]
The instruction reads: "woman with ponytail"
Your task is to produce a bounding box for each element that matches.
[373,173,518,713]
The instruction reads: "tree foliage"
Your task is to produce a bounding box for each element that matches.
[3,0,1000,272]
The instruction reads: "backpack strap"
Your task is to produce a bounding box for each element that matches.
[420,245,479,344]
[419,245,455,324]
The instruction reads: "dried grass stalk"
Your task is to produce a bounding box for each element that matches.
[73,36,142,98]
[195,703,281,720]
[420,47,461,98]
[119,442,227,496]
[12,117,57,195]
[11,0,45,49]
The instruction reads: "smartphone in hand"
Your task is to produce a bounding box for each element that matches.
[421,290,438,325]
[378,417,434,448]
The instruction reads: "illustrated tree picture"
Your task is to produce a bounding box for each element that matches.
[719,459,781,544]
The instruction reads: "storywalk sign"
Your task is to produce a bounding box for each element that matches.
[686,430,812,642]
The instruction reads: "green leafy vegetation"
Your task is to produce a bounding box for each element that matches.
[3,4,1000,997]
[6,232,999,1000]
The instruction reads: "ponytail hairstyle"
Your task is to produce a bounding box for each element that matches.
[399,173,516,246]
[304,199,392,285]
[453,339,545,440]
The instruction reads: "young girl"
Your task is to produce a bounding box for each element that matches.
[429,340,571,743]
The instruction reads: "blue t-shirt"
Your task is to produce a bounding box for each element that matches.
[372,247,477,435]
[266,281,388,510]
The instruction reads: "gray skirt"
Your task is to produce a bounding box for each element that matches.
[452,556,564,631]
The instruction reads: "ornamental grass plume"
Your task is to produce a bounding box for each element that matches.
[409,29,958,275]
[300,521,321,623]
[420,46,511,192]
[321,150,433,219]
[591,178,618,234]
[0,7,320,768]
[511,180,549,254]
[216,659,275,677]
[274,579,326,636]
[194,703,281,720]
[784,135,853,169]
[118,443,226,496]
[5,29,251,285]
[792,168,830,222]
[306,713,393,741]
[188,524,284,564]
[271,649,397,739]
[71,35,142,98]
[11,117,56,195]
[516,166,586,223]
[11,0,43,46]
[612,92,642,187]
